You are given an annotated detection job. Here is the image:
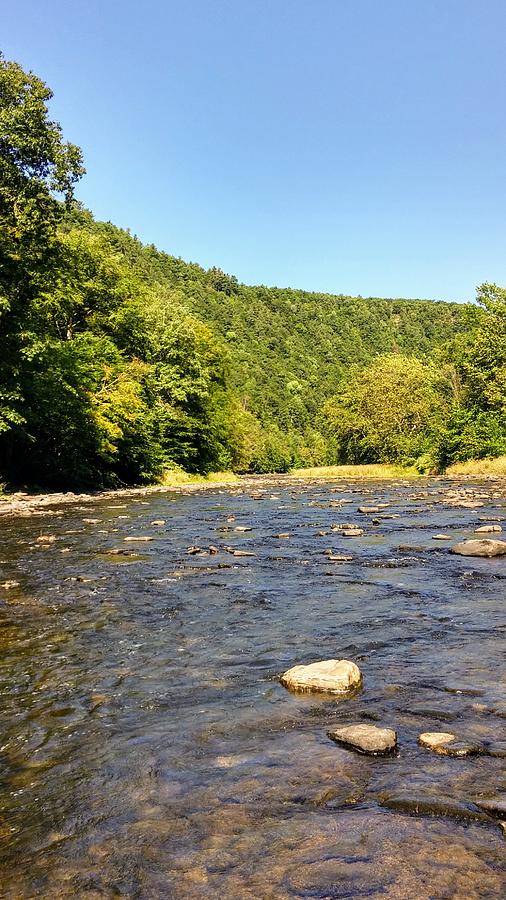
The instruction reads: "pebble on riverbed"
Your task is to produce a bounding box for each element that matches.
[327,723,397,756]
[450,539,506,557]
[280,659,362,694]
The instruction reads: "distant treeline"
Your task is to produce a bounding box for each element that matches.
[1,53,505,487]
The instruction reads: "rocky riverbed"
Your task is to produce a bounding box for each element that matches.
[0,476,505,898]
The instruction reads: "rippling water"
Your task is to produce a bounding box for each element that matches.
[0,477,505,898]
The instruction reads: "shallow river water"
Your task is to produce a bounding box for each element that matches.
[0,477,505,898]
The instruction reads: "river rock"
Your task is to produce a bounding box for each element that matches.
[450,539,506,557]
[475,796,506,818]
[418,731,480,756]
[280,659,362,694]
[342,528,364,537]
[419,732,455,751]
[358,506,381,514]
[485,741,506,758]
[474,524,502,534]
[432,534,452,540]
[378,792,488,822]
[328,723,397,755]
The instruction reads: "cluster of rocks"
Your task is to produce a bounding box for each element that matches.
[279,658,504,758]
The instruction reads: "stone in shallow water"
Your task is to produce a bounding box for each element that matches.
[280,659,362,694]
[419,732,455,750]
[328,723,397,756]
[475,796,506,818]
[378,792,488,822]
[450,539,506,557]
[475,524,502,534]
[485,741,506,758]
[418,732,481,757]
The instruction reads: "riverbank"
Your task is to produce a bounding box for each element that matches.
[2,460,506,518]
[445,455,506,476]
[0,473,241,518]
[290,463,419,479]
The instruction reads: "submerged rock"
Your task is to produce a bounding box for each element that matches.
[418,731,481,757]
[450,539,506,557]
[328,723,397,756]
[484,741,506,758]
[378,792,488,822]
[475,796,506,818]
[280,658,362,694]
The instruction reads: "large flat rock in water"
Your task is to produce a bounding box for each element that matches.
[280,659,362,694]
[450,539,506,558]
[328,723,397,756]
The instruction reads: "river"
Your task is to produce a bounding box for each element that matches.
[0,477,505,898]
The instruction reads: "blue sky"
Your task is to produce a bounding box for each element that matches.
[4,0,506,301]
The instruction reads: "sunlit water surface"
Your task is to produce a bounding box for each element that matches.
[0,478,505,898]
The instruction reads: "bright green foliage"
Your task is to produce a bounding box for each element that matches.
[323,354,453,467]
[434,284,506,466]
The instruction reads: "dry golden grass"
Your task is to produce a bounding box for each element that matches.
[159,469,239,487]
[445,456,506,476]
[290,463,418,479]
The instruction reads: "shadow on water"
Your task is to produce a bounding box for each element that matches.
[0,477,505,897]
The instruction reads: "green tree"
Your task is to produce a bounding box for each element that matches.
[0,54,84,461]
[324,353,452,466]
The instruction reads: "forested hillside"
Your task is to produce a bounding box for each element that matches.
[2,54,505,488]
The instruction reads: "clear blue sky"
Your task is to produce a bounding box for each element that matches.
[4,0,506,301]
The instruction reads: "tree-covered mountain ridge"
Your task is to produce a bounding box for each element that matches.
[72,207,464,427]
